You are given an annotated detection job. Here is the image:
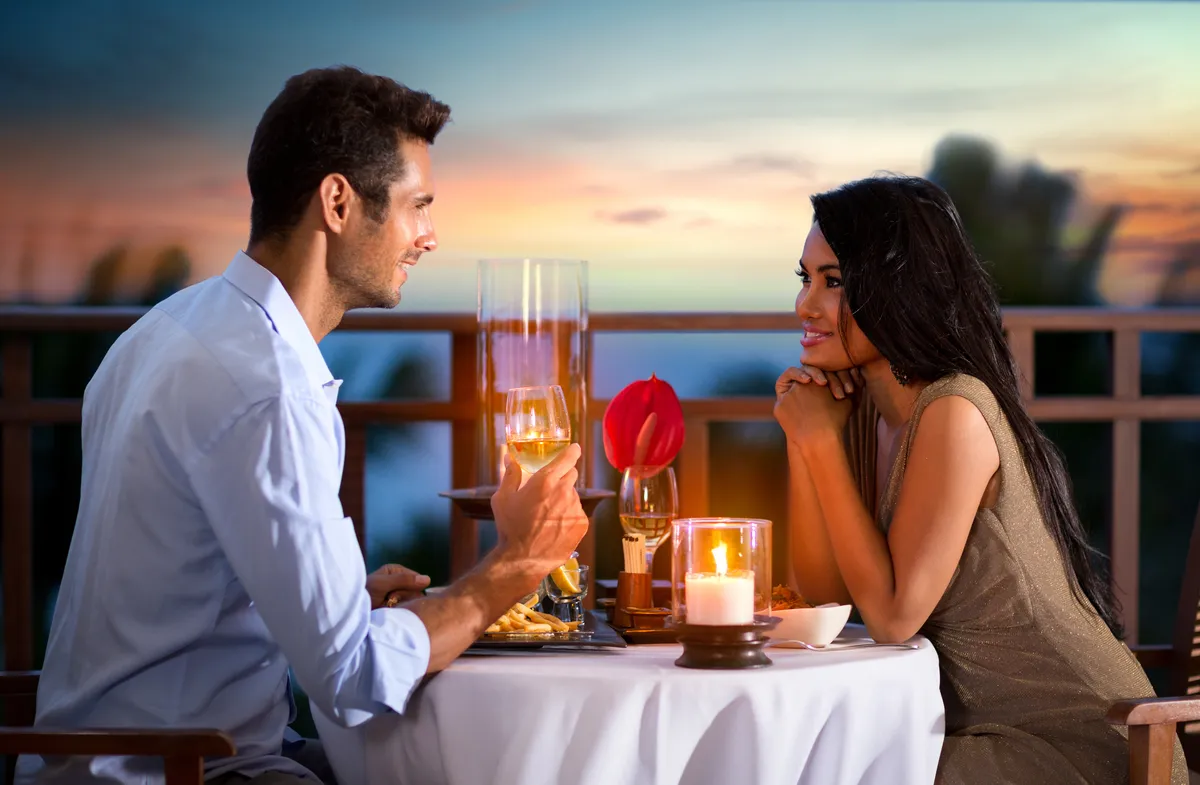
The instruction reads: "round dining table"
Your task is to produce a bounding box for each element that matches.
[313,630,945,785]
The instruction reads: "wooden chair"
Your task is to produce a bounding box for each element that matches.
[0,671,234,785]
[1111,498,1200,784]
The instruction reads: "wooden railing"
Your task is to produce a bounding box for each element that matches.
[3,306,1200,671]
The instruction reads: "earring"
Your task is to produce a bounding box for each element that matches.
[890,363,910,387]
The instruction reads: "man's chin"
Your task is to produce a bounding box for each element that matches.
[347,291,402,311]
[378,283,404,309]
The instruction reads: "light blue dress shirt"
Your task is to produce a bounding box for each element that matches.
[20,252,431,784]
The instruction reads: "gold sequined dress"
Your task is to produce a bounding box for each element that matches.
[843,374,1187,784]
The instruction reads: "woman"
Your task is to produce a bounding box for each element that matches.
[774,175,1186,784]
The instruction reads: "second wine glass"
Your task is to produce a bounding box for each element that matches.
[505,385,571,474]
[619,465,678,575]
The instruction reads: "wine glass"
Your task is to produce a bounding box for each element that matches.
[619,465,678,575]
[505,385,571,474]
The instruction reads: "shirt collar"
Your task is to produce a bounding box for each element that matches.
[222,251,343,400]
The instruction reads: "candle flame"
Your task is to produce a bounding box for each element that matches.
[712,542,728,575]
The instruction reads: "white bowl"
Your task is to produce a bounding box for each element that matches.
[767,604,853,647]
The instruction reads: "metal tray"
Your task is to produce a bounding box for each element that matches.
[467,611,627,651]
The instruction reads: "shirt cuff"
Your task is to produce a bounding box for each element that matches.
[364,606,431,715]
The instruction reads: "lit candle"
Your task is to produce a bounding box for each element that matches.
[684,543,755,625]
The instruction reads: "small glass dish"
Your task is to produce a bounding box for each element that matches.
[542,564,590,628]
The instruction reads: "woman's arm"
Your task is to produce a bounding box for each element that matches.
[786,438,852,605]
[796,393,998,642]
[776,366,859,605]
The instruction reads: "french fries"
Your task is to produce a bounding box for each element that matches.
[484,600,581,636]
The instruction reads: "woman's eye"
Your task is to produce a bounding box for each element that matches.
[826,276,843,289]
[795,270,811,285]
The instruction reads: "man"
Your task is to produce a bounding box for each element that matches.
[20,66,588,784]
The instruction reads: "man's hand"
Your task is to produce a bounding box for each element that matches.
[367,563,431,610]
[490,443,588,588]
[401,445,588,674]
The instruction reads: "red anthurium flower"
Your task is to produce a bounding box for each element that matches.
[602,374,685,471]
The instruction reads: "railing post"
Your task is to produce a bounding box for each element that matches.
[449,331,478,580]
[2,333,34,672]
[1007,326,1035,403]
[1112,329,1141,643]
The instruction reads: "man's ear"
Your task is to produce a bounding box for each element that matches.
[317,173,353,235]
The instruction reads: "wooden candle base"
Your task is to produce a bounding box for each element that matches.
[673,616,780,670]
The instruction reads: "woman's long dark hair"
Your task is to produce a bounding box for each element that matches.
[810,174,1122,638]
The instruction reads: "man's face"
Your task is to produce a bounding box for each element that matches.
[332,138,437,310]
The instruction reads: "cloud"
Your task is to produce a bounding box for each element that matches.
[1166,164,1200,180]
[528,80,1140,145]
[1035,136,1200,170]
[1,4,232,119]
[578,183,619,195]
[1125,200,1200,215]
[592,207,720,229]
[672,154,815,182]
[597,207,668,225]
[729,154,814,178]
[1110,237,1180,255]
[355,0,545,20]
[187,177,250,201]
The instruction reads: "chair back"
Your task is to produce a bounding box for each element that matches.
[1167,499,1200,768]
[1,672,39,785]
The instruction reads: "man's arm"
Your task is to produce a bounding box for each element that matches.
[190,394,432,727]
[190,394,588,724]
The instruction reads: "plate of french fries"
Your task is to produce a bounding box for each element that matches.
[484,598,582,636]
[471,598,626,651]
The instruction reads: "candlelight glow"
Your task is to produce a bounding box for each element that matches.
[712,542,728,576]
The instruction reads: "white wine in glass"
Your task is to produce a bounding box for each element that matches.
[619,466,678,574]
[505,385,572,474]
[619,513,673,548]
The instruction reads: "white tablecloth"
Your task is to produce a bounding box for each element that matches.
[314,632,944,785]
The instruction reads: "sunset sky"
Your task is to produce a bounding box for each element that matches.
[2,0,1199,309]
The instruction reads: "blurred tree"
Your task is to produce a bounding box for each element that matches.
[363,350,450,579]
[369,351,440,454]
[140,245,192,305]
[1154,244,1200,309]
[927,135,1118,568]
[1140,244,1200,647]
[927,136,1198,646]
[928,136,1123,308]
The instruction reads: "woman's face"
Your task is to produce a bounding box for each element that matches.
[795,222,881,371]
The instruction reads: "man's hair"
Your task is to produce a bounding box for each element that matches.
[247,65,451,244]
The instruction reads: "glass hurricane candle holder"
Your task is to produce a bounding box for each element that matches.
[477,258,588,487]
[671,518,772,626]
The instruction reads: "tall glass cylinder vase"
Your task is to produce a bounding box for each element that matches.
[477,259,588,487]
[671,518,773,625]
